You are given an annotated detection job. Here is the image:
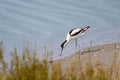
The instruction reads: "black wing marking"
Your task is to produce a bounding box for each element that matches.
[80,28,86,33]
[69,28,85,36]
[69,28,75,35]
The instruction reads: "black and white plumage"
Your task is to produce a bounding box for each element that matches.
[61,26,90,55]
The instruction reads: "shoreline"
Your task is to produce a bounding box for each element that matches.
[53,42,120,71]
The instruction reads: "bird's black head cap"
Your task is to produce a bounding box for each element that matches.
[60,40,67,56]
[61,40,67,49]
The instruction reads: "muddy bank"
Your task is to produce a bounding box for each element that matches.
[53,43,120,72]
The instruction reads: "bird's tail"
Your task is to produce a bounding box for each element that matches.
[83,26,90,30]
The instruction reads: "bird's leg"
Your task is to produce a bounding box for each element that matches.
[78,46,84,55]
[80,48,84,55]
[75,39,77,48]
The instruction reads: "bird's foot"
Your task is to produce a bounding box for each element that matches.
[80,52,84,55]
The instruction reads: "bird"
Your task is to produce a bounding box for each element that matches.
[60,26,90,55]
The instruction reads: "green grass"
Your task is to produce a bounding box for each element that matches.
[0,41,120,80]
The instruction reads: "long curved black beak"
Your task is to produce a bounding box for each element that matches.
[60,48,63,56]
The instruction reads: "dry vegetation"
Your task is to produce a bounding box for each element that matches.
[0,41,120,80]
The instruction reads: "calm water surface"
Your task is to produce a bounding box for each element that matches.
[0,0,120,58]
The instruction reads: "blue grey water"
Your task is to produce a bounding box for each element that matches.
[0,0,120,59]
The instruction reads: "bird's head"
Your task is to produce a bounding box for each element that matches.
[60,40,67,55]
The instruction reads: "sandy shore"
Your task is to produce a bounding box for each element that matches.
[53,42,120,72]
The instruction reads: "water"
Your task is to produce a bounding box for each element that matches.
[0,0,120,59]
